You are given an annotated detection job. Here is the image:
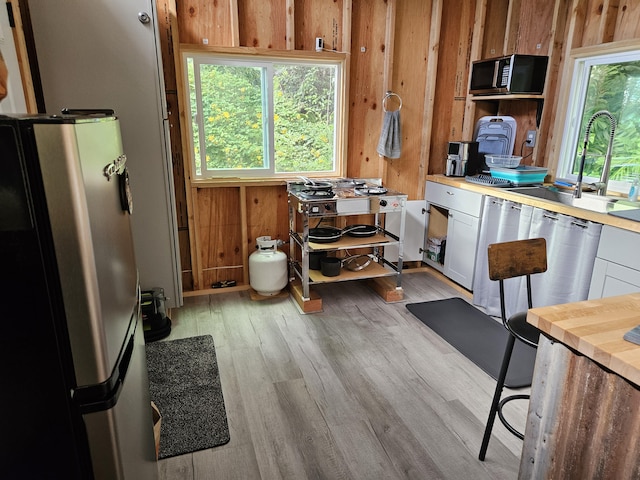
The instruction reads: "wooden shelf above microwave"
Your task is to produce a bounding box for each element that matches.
[470,94,544,101]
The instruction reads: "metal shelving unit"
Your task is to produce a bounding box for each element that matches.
[287,180,407,311]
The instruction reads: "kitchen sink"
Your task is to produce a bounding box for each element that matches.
[507,186,574,204]
[507,186,640,214]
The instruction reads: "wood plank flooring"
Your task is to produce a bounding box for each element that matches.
[156,270,529,480]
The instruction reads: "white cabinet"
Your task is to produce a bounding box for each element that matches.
[444,210,480,288]
[589,225,640,299]
[424,181,483,290]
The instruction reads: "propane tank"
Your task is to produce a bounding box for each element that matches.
[249,236,288,296]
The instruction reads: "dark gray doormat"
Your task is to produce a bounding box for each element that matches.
[406,297,537,388]
[146,335,230,459]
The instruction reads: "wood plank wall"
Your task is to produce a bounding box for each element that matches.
[154,0,640,295]
[521,337,640,478]
[429,1,475,184]
[347,0,391,183]
[544,0,640,179]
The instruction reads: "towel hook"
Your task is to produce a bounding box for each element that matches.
[382,91,402,112]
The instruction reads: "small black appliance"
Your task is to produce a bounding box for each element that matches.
[446,141,482,176]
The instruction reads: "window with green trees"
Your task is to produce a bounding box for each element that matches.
[183,48,347,179]
[558,44,640,193]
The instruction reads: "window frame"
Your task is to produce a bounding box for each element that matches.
[180,46,349,183]
[555,40,640,194]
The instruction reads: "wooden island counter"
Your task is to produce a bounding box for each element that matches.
[520,293,640,479]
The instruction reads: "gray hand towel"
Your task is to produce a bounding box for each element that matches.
[376,109,402,159]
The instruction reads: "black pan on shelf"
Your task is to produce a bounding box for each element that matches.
[309,226,342,243]
[343,224,378,237]
[309,224,377,243]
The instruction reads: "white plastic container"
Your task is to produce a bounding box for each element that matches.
[249,236,288,296]
[485,154,522,168]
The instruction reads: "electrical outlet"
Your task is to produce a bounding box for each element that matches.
[526,130,537,148]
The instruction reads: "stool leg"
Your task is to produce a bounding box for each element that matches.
[479,333,516,461]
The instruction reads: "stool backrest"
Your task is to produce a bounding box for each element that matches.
[487,238,547,281]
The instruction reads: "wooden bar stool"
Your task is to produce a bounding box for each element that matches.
[478,237,547,461]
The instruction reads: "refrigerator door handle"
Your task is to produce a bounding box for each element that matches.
[103,154,127,180]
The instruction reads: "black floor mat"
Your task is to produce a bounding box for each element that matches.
[406,297,537,388]
[146,335,230,458]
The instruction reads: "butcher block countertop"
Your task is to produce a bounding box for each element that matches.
[426,174,640,234]
[526,293,640,386]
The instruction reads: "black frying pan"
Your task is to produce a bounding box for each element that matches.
[304,181,333,191]
[309,226,342,243]
[309,224,377,243]
[298,176,333,191]
[343,224,378,238]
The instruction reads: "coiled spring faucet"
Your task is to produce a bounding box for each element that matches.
[574,110,617,198]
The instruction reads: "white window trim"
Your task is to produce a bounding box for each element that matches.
[179,46,349,182]
[556,39,640,193]
[190,56,273,177]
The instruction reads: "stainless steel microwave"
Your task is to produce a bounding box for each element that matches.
[469,54,548,95]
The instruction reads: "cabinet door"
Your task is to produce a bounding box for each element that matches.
[443,209,480,290]
[588,258,640,300]
[385,200,425,262]
[595,226,640,271]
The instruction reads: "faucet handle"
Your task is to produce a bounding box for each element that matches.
[592,181,608,196]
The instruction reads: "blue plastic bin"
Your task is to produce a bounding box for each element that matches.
[490,166,548,185]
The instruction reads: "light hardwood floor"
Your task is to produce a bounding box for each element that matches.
[157,270,529,480]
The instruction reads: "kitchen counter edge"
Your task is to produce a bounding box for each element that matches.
[426,175,640,234]
[526,293,640,387]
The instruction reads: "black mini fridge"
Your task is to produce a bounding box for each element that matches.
[0,113,158,479]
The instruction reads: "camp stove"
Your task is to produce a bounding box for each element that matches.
[287,178,406,217]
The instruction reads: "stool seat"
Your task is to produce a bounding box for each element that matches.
[506,311,540,348]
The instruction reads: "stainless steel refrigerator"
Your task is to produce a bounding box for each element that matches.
[28,0,183,309]
[0,113,158,479]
